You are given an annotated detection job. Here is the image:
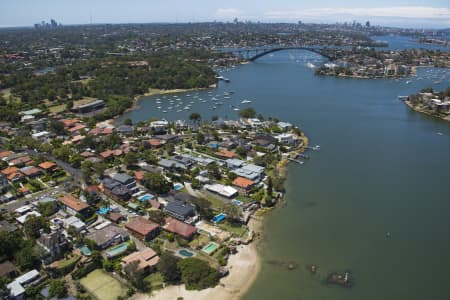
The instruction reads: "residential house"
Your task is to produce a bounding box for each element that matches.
[112,173,137,191]
[0,173,8,193]
[1,166,24,182]
[163,217,197,240]
[37,231,67,264]
[7,269,40,300]
[19,166,41,178]
[163,201,195,221]
[125,217,160,241]
[58,194,90,217]
[204,184,238,198]
[63,216,86,232]
[0,261,17,280]
[121,248,159,275]
[0,220,18,233]
[86,224,129,249]
[31,131,51,142]
[102,177,132,201]
[37,161,57,173]
[232,177,256,194]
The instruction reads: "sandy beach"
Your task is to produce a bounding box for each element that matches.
[132,218,262,300]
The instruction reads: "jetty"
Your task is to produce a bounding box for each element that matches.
[287,157,304,164]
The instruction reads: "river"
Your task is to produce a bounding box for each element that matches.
[119,38,450,300]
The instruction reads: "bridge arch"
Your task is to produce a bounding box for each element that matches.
[244,47,333,61]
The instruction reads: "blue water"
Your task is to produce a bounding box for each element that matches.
[121,35,450,300]
[97,207,110,215]
[374,34,449,51]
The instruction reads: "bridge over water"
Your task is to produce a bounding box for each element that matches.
[231,46,338,61]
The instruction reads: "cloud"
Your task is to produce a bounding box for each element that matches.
[214,8,243,19]
[264,6,450,20]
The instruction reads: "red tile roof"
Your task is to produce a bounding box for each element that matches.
[121,248,159,270]
[163,217,197,239]
[38,161,56,170]
[58,194,90,212]
[232,177,255,189]
[134,171,145,181]
[216,149,238,159]
[0,151,13,159]
[126,217,160,237]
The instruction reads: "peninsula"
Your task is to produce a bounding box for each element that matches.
[403,87,450,121]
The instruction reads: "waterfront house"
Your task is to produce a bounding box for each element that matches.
[163,217,197,240]
[125,217,160,241]
[7,269,41,300]
[232,177,256,193]
[205,184,238,198]
[121,248,159,274]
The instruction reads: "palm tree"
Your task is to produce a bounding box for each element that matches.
[189,112,201,124]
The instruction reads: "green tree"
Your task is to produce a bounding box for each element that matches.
[23,215,49,239]
[15,243,40,271]
[189,112,201,124]
[239,107,256,119]
[148,210,166,225]
[49,279,68,298]
[123,118,133,126]
[158,252,181,284]
[223,202,241,223]
[142,173,171,194]
[124,261,147,291]
[196,132,205,144]
[177,258,219,290]
[267,176,273,196]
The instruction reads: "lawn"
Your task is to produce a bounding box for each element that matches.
[80,269,126,300]
[144,273,164,291]
[217,222,248,237]
[48,104,67,113]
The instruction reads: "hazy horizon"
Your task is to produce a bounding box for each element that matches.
[1,0,449,29]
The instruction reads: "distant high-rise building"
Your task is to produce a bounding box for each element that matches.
[50,19,57,28]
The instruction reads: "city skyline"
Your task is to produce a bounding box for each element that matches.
[0,0,450,28]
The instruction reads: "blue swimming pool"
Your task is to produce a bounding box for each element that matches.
[179,249,194,257]
[97,207,111,215]
[173,183,183,191]
[138,194,154,202]
[212,213,226,223]
[106,242,129,258]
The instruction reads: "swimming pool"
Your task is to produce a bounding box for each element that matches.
[106,242,129,258]
[212,213,226,223]
[138,194,154,202]
[179,249,194,257]
[202,242,219,255]
[173,183,183,191]
[80,245,92,256]
[97,207,111,215]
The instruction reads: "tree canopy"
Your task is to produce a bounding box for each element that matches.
[177,258,219,290]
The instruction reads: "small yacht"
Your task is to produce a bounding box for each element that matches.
[241,99,252,104]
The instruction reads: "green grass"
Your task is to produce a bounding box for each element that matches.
[48,104,67,113]
[235,196,254,204]
[202,193,226,210]
[80,269,126,300]
[217,222,248,237]
[57,255,80,269]
[144,273,164,291]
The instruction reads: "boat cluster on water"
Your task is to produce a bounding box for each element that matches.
[396,68,450,85]
[154,89,253,113]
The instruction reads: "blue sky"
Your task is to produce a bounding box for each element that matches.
[1,0,449,28]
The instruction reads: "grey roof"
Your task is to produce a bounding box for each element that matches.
[116,125,134,133]
[86,225,129,247]
[112,173,134,185]
[103,177,120,190]
[164,201,195,218]
[158,159,186,169]
[0,220,18,233]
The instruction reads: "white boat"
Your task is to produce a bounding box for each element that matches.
[398,96,408,101]
[241,99,252,104]
[162,110,167,113]
[157,106,162,109]
[233,108,240,111]
[306,62,316,68]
